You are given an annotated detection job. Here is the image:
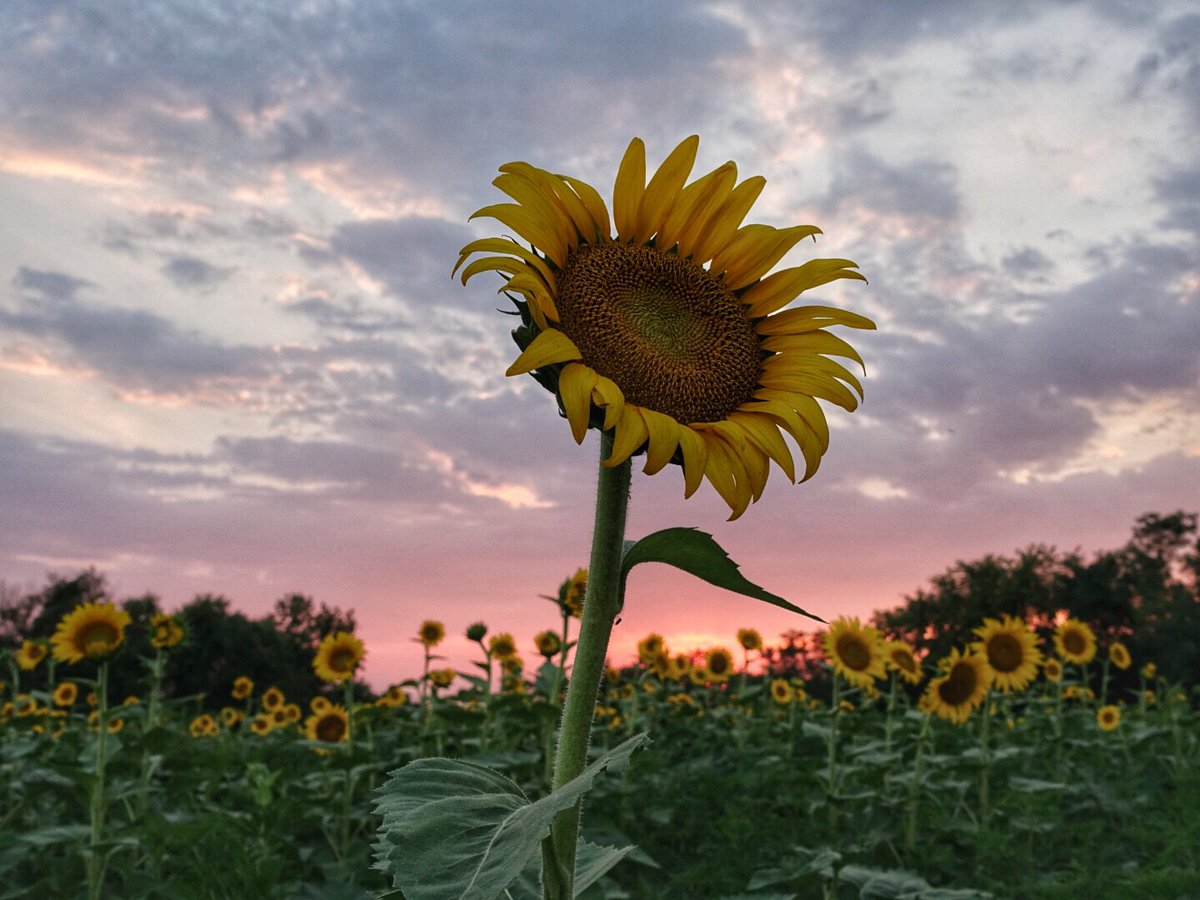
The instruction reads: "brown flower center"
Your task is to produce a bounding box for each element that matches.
[890,647,917,674]
[329,648,355,673]
[555,243,761,424]
[986,633,1024,673]
[938,661,979,706]
[836,634,872,672]
[1062,630,1086,655]
[81,622,118,655]
[316,714,347,742]
[709,652,730,675]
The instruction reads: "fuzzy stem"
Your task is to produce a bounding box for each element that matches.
[543,430,631,900]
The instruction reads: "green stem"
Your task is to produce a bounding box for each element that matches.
[904,712,933,852]
[827,675,841,837]
[543,430,631,900]
[979,687,992,825]
[87,661,110,900]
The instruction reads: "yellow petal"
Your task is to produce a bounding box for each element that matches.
[754,305,877,335]
[502,273,559,323]
[714,224,822,291]
[591,375,625,429]
[561,175,611,239]
[636,135,699,244]
[613,138,646,243]
[499,164,593,246]
[742,398,823,480]
[455,238,557,287]
[690,176,765,265]
[728,411,796,482]
[605,405,649,467]
[740,260,866,318]
[676,425,708,497]
[469,203,567,267]
[639,407,682,475]
[660,161,737,256]
[700,431,752,520]
[491,173,572,251]
[760,330,866,369]
[505,329,582,377]
[558,363,598,444]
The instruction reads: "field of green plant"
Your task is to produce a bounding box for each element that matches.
[4,612,1197,900]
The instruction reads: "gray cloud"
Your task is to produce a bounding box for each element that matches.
[13,267,93,301]
[161,255,235,290]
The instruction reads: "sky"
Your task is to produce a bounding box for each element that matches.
[1,1,1198,689]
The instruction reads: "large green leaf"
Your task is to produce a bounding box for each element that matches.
[373,733,650,900]
[619,527,823,622]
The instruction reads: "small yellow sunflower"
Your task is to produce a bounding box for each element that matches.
[428,668,456,689]
[688,666,710,686]
[971,615,1043,693]
[306,704,350,743]
[16,639,48,670]
[1054,618,1097,665]
[457,135,873,520]
[1096,704,1121,732]
[737,628,763,652]
[1108,641,1131,670]
[283,703,302,723]
[923,649,991,725]
[261,687,285,712]
[312,631,365,683]
[770,678,793,705]
[823,617,886,689]
[534,630,562,658]
[53,681,78,707]
[637,633,666,663]
[705,647,735,683]
[51,602,131,664]
[883,639,922,685]
[231,676,254,700]
[107,717,124,734]
[417,620,445,649]
[488,632,517,660]
[1141,661,1157,679]
[220,707,242,727]
[250,715,272,736]
[311,695,332,714]
[648,650,673,680]
[149,613,185,649]
[1043,658,1064,683]
[189,714,218,738]
[379,686,409,707]
[561,568,587,618]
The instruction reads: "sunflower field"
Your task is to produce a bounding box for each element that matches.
[3,596,1198,900]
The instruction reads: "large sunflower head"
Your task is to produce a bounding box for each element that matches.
[51,602,131,664]
[1054,618,1097,665]
[823,617,886,689]
[924,648,991,725]
[457,136,873,519]
[306,705,350,743]
[16,639,48,670]
[971,615,1043,693]
[312,631,365,683]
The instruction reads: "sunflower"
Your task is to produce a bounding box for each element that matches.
[1141,661,1157,680]
[311,695,332,714]
[971,615,1043,693]
[107,718,124,734]
[284,703,302,723]
[705,647,735,683]
[770,678,793,705]
[250,715,272,736]
[736,628,763,652]
[883,639,922,685]
[428,668,456,689]
[923,649,991,725]
[51,602,131,664]
[16,639,48,670]
[534,630,562,658]
[312,631,365,683]
[189,714,218,738]
[1054,619,1097,665]
[148,613,184,649]
[488,632,517,660]
[1096,704,1121,732]
[231,676,254,700]
[561,568,587,618]
[458,136,872,519]
[220,707,242,727]
[1043,658,1063,683]
[1108,641,1131,670]
[688,666,710,686]
[465,621,488,643]
[637,633,666,663]
[261,687,285,712]
[306,704,350,743]
[823,617,886,689]
[53,682,78,707]
[417,620,445,648]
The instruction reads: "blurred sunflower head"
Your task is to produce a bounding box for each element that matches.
[220,707,242,727]
[560,568,588,618]
[883,639,922,685]
[306,705,350,743]
[189,714,218,738]
[417,620,445,649]
[51,602,131,664]
[705,647,735,683]
[1054,619,1097,665]
[737,628,763,652]
[53,682,78,707]
[649,650,674,680]
[261,687,285,712]
[150,613,185,649]
[465,621,488,643]
[636,633,666,663]
[488,632,518,660]
[16,639,48,670]
[1141,661,1157,680]
[823,617,886,689]
[232,676,254,700]
[250,715,272,736]
[458,136,873,519]
[310,695,332,714]
[923,648,991,725]
[534,629,562,658]
[1108,641,1131,670]
[428,668,456,689]
[1096,704,1121,732]
[1043,658,1063,683]
[312,631,365,683]
[770,678,793,705]
[107,717,124,734]
[971,615,1043,693]
[284,703,302,723]
[688,666,710,686]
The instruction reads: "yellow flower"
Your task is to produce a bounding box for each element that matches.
[378,686,408,708]
[971,615,1043,693]
[53,682,78,707]
[311,695,332,714]
[51,602,131,663]
[312,631,365,683]
[250,715,272,736]
[220,707,242,727]
[107,717,124,734]
[1096,704,1121,732]
[306,705,350,743]
[534,630,562,658]
[231,676,254,700]
[261,687,285,712]
[1108,642,1131,670]
[16,639,48,670]
[823,617,886,689]
[149,613,185,649]
[705,647,735,683]
[283,703,302,723]
[561,569,587,618]
[488,632,517,660]
[770,678,793,705]
[428,668,456,689]
[922,649,991,725]
[458,135,872,519]
[417,620,445,648]
[1043,658,1063,683]
[1054,618,1097,665]
[1141,662,1157,680]
[688,666,710,686]
[737,628,763,652]
[189,714,218,738]
[637,633,666,663]
[882,639,922,685]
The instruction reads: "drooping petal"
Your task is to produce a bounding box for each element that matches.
[605,405,649,467]
[740,260,867,317]
[505,329,582,376]
[469,203,567,267]
[754,305,877,335]
[639,407,683,475]
[561,175,611,240]
[558,363,598,443]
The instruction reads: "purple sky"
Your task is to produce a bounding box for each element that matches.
[2,2,1197,688]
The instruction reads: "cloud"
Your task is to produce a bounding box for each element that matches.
[161,255,235,290]
[13,267,93,301]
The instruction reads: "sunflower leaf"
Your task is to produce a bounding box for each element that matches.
[372,733,650,900]
[619,527,823,622]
